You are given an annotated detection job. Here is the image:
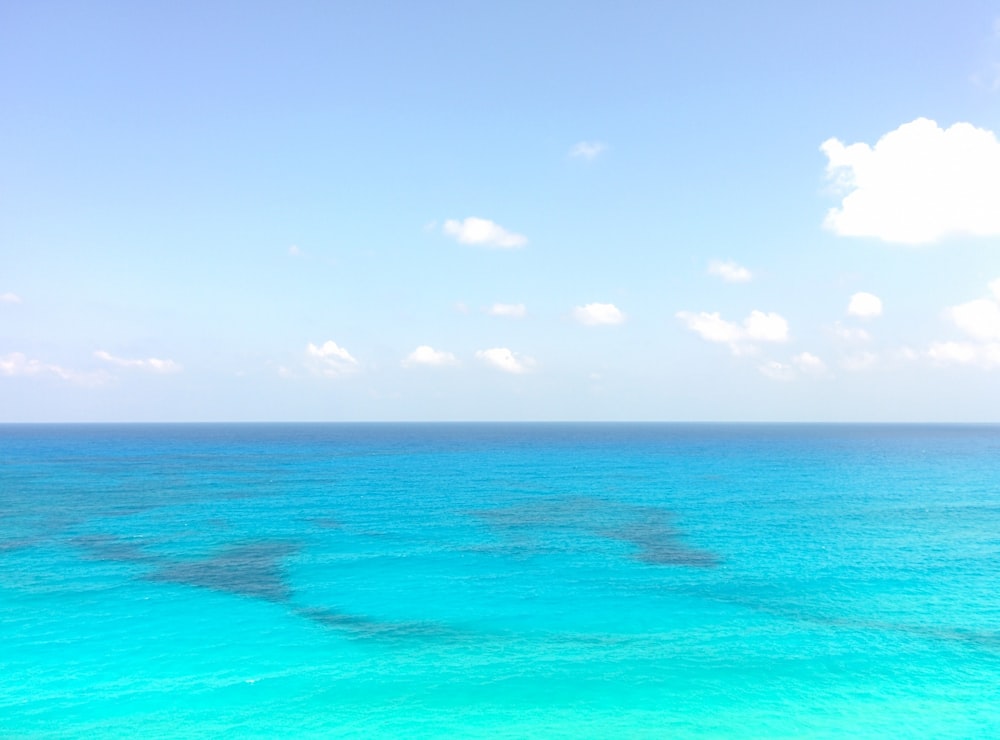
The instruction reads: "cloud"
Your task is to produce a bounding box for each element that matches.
[948,297,1000,341]
[821,118,1000,244]
[402,345,458,368]
[573,302,625,326]
[832,322,872,342]
[475,347,534,374]
[758,360,794,381]
[0,352,105,385]
[0,292,21,304]
[927,341,1000,368]
[569,141,606,160]
[677,309,789,354]
[306,340,359,378]
[94,350,181,374]
[288,245,302,257]
[847,292,883,318]
[442,217,527,249]
[792,351,827,375]
[487,303,527,318]
[707,260,753,283]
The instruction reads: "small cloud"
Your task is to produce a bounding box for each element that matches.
[707,259,753,283]
[677,309,789,354]
[94,350,181,374]
[0,352,106,385]
[927,341,1000,367]
[442,217,527,249]
[0,292,21,304]
[832,322,872,342]
[573,302,625,326]
[758,360,795,381]
[487,303,527,319]
[847,292,883,318]
[454,301,470,314]
[306,340,359,378]
[569,141,606,160]
[402,345,458,368]
[288,245,302,257]
[948,297,1000,341]
[475,347,534,374]
[821,118,1000,244]
[792,351,828,375]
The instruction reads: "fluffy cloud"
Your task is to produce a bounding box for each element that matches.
[569,141,606,160]
[927,341,1000,368]
[0,352,106,385]
[94,350,181,374]
[442,217,527,249]
[573,302,625,326]
[821,118,1000,244]
[677,309,789,354]
[847,292,883,318]
[832,322,872,342]
[0,292,21,304]
[475,347,534,374]
[306,340,359,377]
[758,361,794,381]
[707,259,753,283]
[948,298,1000,341]
[488,303,527,318]
[402,345,458,367]
[792,351,827,375]
[841,352,878,371]
[926,278,1000,367]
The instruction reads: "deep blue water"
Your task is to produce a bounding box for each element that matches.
[2,423,1000,737]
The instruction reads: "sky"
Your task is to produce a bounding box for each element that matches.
[4,1,1000,422]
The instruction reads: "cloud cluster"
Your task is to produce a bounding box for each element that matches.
[306,340,359,377]
[488,303,527,318]
[822,118,1000,244]
[402,345,458,367]
[677,309,789,354]
[707,260,753,283]
[95,350,181,374]
[929,278,1000,367]
[569,141,606,160]
[475,347,534,374]
[443,217,527,249]
[573,302,625,326]
[0,352,107,385]
[847,292,883,318]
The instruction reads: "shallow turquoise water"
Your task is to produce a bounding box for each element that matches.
[2,423,1000,737]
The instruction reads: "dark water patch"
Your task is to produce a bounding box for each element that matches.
[146,541,299,603]
[295,606,459,641]
[308,517,343,530]
[72,534,158,565]
[471,496,718,568]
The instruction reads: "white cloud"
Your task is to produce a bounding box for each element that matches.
[832,322,872,342]
[847,292,883,319]
[676,309,790,354]
[288,245,302,257]
[0,292,21,304]
[475,347,534,374]
[927,341,1000,368]
[758,360,795,381]
[402,345,458,368]
[707,259,753,283]
[569,141,606,160]
[306,340,359,378]
[0,352,106,385]
[948,297,1000,341]
[792,352,827,375]
[442,217,527,249]
[573,302,625,326]
[488,303,527,318]
[94,350,181,374]
[821,118,1000,244]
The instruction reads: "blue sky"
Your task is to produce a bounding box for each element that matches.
[4,1,1000,421]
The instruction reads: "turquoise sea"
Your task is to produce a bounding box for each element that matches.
[2,423,1000,737]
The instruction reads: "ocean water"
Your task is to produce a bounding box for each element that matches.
[2,423,1000,738]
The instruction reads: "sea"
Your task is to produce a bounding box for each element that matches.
[2,423,999,738]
